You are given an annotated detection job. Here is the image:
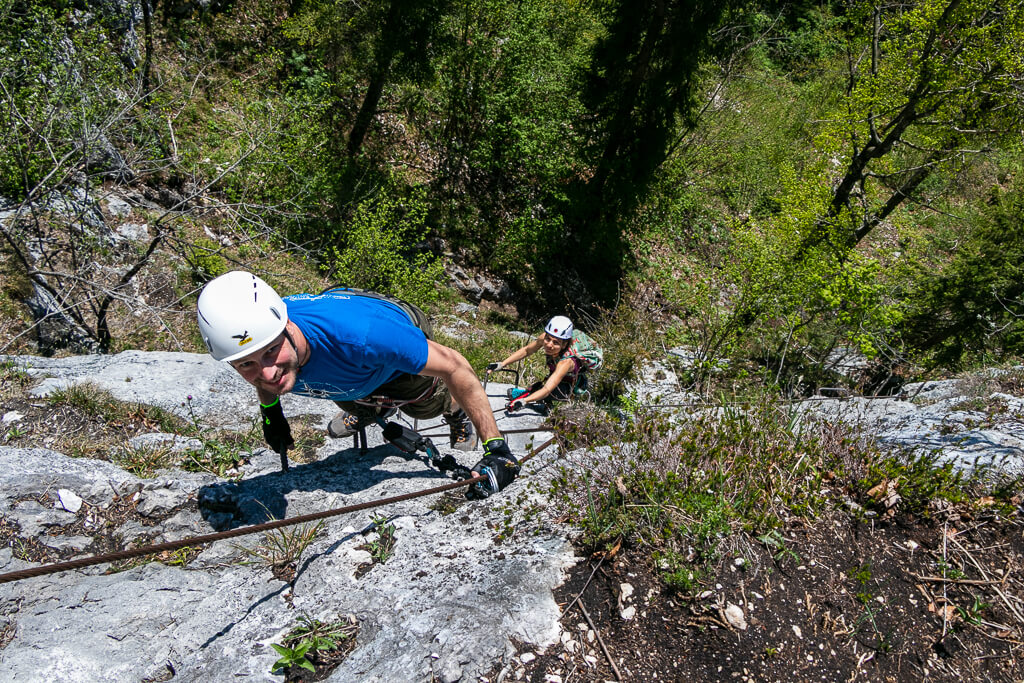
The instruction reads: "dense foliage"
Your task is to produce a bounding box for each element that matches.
[1,0,1022,385]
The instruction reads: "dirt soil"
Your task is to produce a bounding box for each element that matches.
[498,504,1024,682]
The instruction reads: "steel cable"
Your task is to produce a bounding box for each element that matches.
[0,437,557,585]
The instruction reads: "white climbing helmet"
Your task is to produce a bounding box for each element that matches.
[196,271,288,362]
[544,315,573,340]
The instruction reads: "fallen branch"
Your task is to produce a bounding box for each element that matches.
[560,538,620,616]
[576,600,622,682]
[947,533,1024,625]
[912,573,1009,586]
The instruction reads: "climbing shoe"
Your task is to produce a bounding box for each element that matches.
[327,407,396,438]
[443,408,476,451]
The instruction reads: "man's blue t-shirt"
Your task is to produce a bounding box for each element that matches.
[285,292,429,401]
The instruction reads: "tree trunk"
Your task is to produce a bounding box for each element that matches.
[346,0,402,158]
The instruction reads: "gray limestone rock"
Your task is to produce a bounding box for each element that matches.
[0,350,568,683]
[42,535,94,552]
[114,221,150,242]
[800,387,1024,476]
[626,358,699,408]
[5,351,337,429]
[127,432,204,453]
[9,500,77,536]
[0,447,140,508]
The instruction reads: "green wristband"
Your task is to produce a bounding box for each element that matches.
[260,397,280,409]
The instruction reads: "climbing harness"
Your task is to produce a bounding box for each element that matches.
[0,433,557,585]
[353,377,442,411]
[316,285,447,450]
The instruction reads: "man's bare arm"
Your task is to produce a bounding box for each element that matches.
[420,340,501,442]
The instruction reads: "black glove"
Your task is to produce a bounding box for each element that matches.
[260,398,293,454]
[486,362,502,372]
[508,399,525,412]
[466,438,520,499]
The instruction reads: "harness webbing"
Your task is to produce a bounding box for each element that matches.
[354,377,441,409]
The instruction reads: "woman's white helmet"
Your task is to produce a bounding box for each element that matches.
[197,271,288,362]
[544,315,574,340]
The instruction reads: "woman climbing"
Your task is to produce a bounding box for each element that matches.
[486,316,603,414]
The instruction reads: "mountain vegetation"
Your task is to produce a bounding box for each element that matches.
[1,0,1021,392]
[1,2,1024,678]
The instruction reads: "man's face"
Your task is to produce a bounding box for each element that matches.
[542,332,566,356]
[229,333,298,395]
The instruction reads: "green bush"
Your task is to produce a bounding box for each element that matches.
[425,0,593,297]
[185,238,229,283]
[548,396,872,594]
[899,187,1024,368]
[324,187,444,309]
[858,450,969,515]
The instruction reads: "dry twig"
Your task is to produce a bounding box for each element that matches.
[576,600,622,682]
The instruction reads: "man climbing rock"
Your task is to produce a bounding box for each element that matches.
[196,271,518,498]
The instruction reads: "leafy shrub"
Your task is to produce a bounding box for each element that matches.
[184,238,229,283]
[548,396,875,594]
[269,614,357,677]
[363,516,396,564]
[899,188,1024,369]
[858,450,969,516]
[325,187,444,309]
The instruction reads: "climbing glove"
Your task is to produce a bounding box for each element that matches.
[508,399,525,412]
[486,362,502,372]
[466,438,520,499]
[260,398,293,455]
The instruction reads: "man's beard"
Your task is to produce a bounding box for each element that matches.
[257,356,299,394]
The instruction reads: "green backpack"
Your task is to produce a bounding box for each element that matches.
[565,330,604,371]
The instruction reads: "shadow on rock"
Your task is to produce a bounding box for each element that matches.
[197,442,460,531]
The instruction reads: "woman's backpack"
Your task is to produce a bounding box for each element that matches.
[566,330,603,371]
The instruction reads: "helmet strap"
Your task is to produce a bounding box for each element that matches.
[283,326,309,367]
